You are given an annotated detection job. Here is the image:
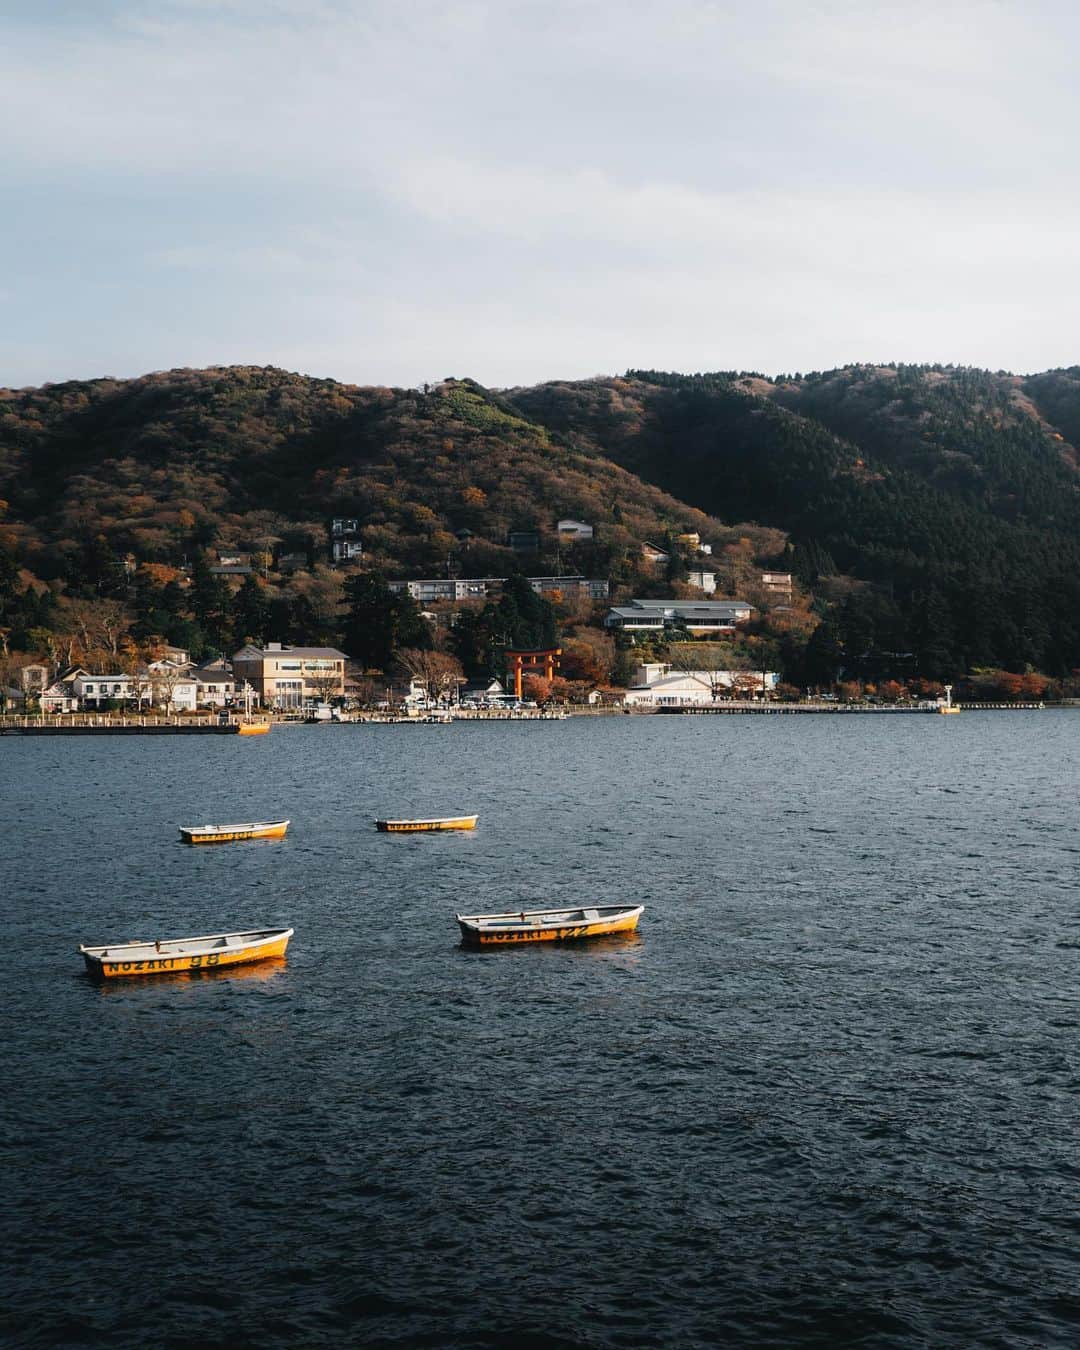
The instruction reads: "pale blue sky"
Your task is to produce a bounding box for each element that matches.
[3,0,1079,389]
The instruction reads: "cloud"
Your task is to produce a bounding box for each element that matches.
[3,0,1080,386]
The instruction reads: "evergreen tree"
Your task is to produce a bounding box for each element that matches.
[189,553,232,653]
[910,589,959,680]
[495,575,557,649]
[803,618,843,688]
[342,574,431,670]
[233,574,271,647]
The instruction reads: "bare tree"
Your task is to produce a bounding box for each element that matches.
[57,597,132,664]
[396,648,465,704]
[667,643,748,701]
[309,668,342,704]
[150,664,183,715]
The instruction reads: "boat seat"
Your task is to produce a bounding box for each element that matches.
[584,909,601,921]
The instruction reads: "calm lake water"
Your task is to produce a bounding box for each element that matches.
[4,712,1080,1348]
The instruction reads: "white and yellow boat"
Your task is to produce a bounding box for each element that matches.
[236,720,271,736]
[79,928,294,979]
[179,819,289,844]
[375,814,478,833]
[456,904,643,947]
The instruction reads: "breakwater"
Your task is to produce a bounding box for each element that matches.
[656,700,1045,715]
[0,716,253,735]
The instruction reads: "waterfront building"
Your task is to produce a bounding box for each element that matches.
[194,658,236,708]
[232,643,347,710]
[623,662,778,707]
[146,660,199,711]
[69,672,150,710]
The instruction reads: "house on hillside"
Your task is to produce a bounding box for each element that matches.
[330,518,363,563]
[277,552,309,574]
[507,529,541,555]
[527,576,609,600]
[604,599,753,636]
[640,542,671,565]
[386,575,609,603]
[761,571,793,597]
[687,567,716,594]
[387,578,491,603]
[557,518,594,542]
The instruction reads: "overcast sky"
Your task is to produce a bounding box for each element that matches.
[3,0,1079,389]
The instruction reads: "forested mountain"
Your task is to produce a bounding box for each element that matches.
[507,365,1080,679]
[4,360,1080,684]
[0,367,727,586]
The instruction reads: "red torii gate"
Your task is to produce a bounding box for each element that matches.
[504,648,561,700]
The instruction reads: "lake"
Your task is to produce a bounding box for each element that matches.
[4,712,1080,1347]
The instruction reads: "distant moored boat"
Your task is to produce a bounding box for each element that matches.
[375,814,478,832]
[179,819,289,844]
[236,720,271,735]
[456,904,643,947]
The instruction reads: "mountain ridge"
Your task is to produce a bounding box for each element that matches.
[5,361,1080,678]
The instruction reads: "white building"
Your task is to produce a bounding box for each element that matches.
[386,578,491,603]
[194,659,235,708]
[386,576,608,602]
[146,660,199,711]
[557,518,594,541]
[687,568,717,594]
[623,663,778,707]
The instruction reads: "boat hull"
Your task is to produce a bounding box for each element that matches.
[81,930,293,979]
[180,820,289,844]
[376,815,478,832]
[236,721,270,735]
[457,906,642,947]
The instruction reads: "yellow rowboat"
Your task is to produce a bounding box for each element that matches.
[456,904,643,947]
[236,721,270,735]
[78,928,294,979]
[375,814,478,833]
[179,819,289,844]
